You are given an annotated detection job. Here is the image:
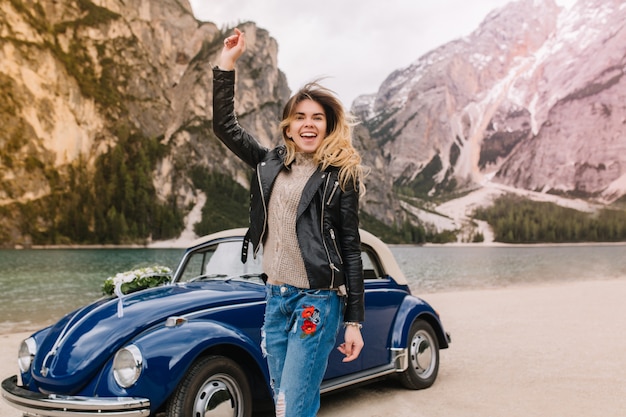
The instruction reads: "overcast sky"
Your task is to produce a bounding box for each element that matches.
[189,0,576,106]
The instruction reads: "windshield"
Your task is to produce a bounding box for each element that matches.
[176,240,264,283]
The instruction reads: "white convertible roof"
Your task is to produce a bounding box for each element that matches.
[190,228,407,285]
[359,229,407,285]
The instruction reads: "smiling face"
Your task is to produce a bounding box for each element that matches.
[285,99,327,153]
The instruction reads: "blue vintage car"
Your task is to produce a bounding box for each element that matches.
[2,228,450,417]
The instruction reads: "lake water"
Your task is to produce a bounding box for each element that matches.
[1,244,625,334]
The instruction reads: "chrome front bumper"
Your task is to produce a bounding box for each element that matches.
[2,376,150,417]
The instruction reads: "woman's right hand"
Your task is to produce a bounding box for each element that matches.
[218,28,246,70]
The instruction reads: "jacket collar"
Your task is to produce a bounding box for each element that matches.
[297,169,329,218]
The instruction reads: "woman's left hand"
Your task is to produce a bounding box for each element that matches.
[338,325,364,362]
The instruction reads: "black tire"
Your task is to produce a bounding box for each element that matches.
[166,355,252,417]
[398,319,440,390]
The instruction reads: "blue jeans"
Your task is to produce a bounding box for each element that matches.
[262,284,342,417]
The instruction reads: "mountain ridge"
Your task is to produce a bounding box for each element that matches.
[352,0,626,241]
[1,0,625,247]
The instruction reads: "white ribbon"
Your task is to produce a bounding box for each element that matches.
[114,281,125,318]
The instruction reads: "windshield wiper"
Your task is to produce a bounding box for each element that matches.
[189,274,228,282]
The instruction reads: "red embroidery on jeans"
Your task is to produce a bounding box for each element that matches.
[301,305,320,338]
[302,306,316,319]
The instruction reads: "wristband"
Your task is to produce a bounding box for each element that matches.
[344,322,363,329]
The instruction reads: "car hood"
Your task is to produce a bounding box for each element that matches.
[31,280,265,393]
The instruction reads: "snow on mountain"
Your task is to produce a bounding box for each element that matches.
[353,0,626,240]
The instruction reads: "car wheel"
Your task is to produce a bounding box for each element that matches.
[166,355,252,417]
[398,319,440,390]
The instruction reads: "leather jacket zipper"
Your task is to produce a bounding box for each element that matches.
[329,228,343,264]
[255,163,268,257]
[320,174,337,287]
[326,180,339,206]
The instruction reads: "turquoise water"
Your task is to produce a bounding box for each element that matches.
[1,244,625,333]
[0,248,183,333]
[395,244,626,292]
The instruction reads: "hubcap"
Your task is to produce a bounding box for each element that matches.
[193,373,243,417]
[409,329,435,379]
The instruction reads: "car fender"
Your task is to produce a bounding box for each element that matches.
[390,296,450,350]
[95,319,269,412]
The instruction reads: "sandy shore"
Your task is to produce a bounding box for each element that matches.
[2,279,625,416]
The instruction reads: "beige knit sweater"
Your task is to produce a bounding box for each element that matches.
[263,153,318,288]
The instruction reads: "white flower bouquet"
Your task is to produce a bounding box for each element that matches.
[103,266,172,296]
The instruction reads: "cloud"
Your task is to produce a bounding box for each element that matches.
[189,0,576,106]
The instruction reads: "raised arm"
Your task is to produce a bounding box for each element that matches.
[212,29,268,168]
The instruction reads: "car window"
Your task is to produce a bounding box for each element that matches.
[361,248,382,279]
[178,241,383,282]
[180,251,205,281]
[178,241,264,283]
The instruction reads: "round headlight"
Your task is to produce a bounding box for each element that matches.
[18,337,37,373]
[113,345,143,388]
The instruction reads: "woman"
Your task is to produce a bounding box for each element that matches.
[212,28,365,417]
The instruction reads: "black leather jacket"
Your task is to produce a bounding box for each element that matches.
[212,69,364,322]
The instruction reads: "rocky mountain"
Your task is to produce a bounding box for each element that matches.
[0,0,289,246]
[354,0,626,240]
[1,0,625,247]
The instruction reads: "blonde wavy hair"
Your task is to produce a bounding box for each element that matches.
[279,81,366,194]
